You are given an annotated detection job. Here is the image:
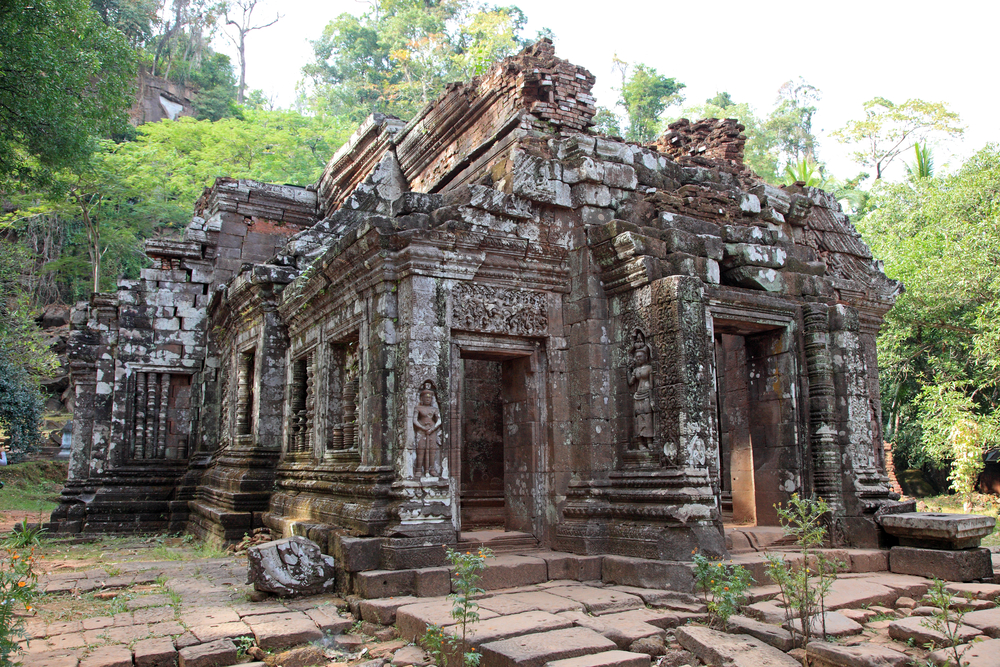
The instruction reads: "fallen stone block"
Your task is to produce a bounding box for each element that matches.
[805,641,911,667]
[727,615,795,651]
[890,546,993,582]
[247,536,336,597]
[881,512,995,549]
[928,637,1000,666]
[178,639,238,667]
[887,615,982,648]
[544,650,650,667]
[675,625,799,667]
[392,645,431,666]
[480,627,616,667]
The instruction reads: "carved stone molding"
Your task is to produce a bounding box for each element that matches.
[452,283,547,337]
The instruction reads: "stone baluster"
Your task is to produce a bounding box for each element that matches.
[803,304,844,520]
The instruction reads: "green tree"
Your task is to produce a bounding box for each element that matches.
[0,0,136,185]
[856,145,1000,473]
[833,97,964,180]
[765,78,821,166]
[617,62,684,143]
[304,0,536,123]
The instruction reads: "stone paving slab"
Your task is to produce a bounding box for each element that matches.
[478,591,585,615]
[805,641,910,667]
[544,651,650,667]
[190,620,253,643]
[948,582,1000,600]
[19,648,82,667]
[133,636,178,667]
[243,612,323,650]
[887,615,982,647]
[448,610,574,647]
[542,585,643,615]
[961,607,1000,637]
[397,599,500,641]
[557,610,663,649]
[928,637,1000,666]
[676,625,800,667]
[480,627,617,667]
[80,645,134,667]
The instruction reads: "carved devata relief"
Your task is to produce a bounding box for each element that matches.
[627,330,655,450]
[452,283,547,337]
[412,380,442,478]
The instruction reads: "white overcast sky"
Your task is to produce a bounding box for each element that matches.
[219,0,998,182]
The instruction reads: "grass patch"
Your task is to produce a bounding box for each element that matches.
[0,460,68,512]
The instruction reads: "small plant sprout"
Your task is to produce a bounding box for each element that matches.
[765,494,844,647]
[922,578,974,666]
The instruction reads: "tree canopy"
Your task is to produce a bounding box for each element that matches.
[0,0,136,185]
[833,97,964,180]
[304,0,537,122]
[856,145,1000,477]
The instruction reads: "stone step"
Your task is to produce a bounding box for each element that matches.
[459,531,540,554]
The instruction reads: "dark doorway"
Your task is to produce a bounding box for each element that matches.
[715,324,800,526]
[460,359,505,529]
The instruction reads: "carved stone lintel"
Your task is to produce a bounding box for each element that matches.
[452,283,547,336]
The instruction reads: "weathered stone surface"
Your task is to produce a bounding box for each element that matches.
[881,512,996,549]
[247,537,336,597]
[80,645,133,667]
[178,639,238,667]
[727,615,795,651]
[478,591,585,615]
[451,611,574,647]
[962,607,1000,637]
[887,615,982,647]
[243,611,323,650]
[675,625,800,667]
[890,546,993,582]
[360,596,421,625]
[783,611,864,638]
[545,651,650,667]
[396,600,499,641]
[480,627,616,667]
[133,637,178,667]
[543,585,643,615]
[948,583,1000,600]
[557,610,663,649]
[393,646,432,666]
[263,646,326,667]
[928,637,1000,666]
[479,556,549,591]
[805,641,911,667]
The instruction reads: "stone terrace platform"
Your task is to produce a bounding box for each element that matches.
[24,550,1000,667]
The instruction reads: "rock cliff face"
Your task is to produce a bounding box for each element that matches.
[51,40,901,573]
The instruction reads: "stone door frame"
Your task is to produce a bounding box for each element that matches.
[707,302,807,526]
[448,334,548,540]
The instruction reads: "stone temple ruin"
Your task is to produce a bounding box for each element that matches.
[51,41,903,578]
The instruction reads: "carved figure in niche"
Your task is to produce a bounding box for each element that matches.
[628,330,655,450]
[413,380,442,477]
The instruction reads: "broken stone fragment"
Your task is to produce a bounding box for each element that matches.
[247,536,336,597]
